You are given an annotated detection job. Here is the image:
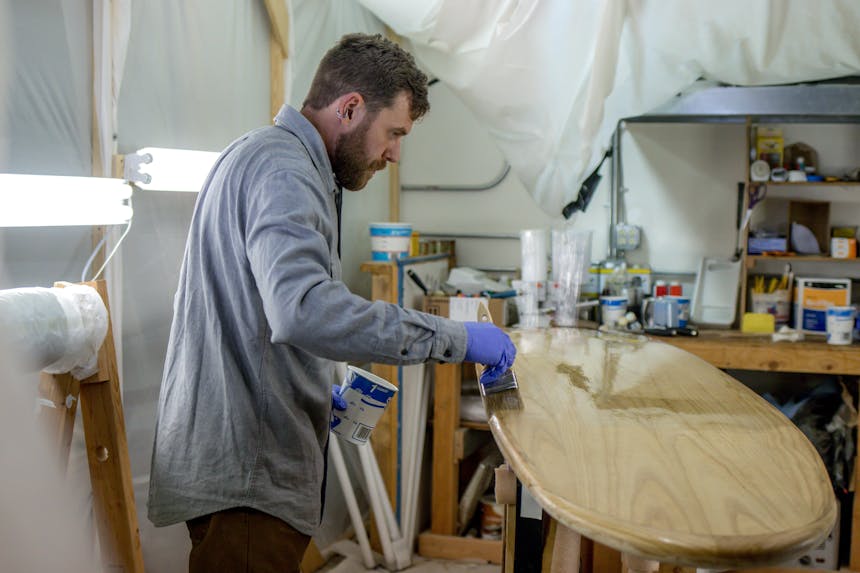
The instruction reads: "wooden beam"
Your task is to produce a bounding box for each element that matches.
[269,35,285,119]
[263,0,289,59]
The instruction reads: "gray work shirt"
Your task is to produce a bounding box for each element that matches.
[147,105,467,535]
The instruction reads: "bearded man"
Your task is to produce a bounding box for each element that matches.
[147,33,515,573]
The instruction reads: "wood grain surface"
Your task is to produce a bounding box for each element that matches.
[484,328,836,569]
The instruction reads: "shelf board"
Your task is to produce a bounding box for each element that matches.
[418,531,502,564]
[747,255,857,265]
[762,181,860,187]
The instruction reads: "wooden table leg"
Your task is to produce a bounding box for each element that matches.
[431,362,461,534]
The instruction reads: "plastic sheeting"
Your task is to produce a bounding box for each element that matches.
[0,284,108,380]
[359,0,860,216]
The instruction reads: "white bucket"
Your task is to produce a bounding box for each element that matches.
[331,366,398,445]
[370,222,412,261]
[600,295,627,326]
[826,306,855,346]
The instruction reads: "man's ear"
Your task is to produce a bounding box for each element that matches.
[339,92,365,125]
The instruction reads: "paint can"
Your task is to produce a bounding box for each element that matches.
[369,222,412,260]
[599,295,627,326]
[480,495,504,539]
[653,297,680,328]
[826,306,855,346]
[330,366,398,445]
[668,296,691,327]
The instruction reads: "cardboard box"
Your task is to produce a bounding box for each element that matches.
[793,278,851,333]
[831,237,857,259]
[423,296,507,327]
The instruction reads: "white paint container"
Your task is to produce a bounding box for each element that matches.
[331,366,398,445]
[369,222,412,261]
[600,295,627,326]
[826,306,855,346]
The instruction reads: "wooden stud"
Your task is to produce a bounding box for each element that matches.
[262,0,289,59]
[269,35,285,120]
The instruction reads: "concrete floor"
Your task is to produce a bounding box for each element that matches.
[320,541,500,573]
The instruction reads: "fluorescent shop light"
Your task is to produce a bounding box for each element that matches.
[0,174,133,227]
[125,147,219,192]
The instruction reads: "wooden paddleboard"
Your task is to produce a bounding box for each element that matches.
[483,328,836,569]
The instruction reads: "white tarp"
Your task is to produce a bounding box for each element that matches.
[359,0,860,216]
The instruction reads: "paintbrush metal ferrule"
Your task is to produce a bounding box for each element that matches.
[481,369,518,395]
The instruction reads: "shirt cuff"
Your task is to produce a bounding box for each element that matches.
[429,318,468,363]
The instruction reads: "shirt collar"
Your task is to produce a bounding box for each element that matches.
[274,104,338,192]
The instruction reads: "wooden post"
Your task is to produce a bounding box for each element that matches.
[430,362,461,534]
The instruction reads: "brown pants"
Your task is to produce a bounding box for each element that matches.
[186,507,311,573]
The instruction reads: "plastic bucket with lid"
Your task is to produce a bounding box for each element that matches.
[370,222,412,260]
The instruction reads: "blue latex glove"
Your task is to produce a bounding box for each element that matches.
[463,322,517,384]
[331,385,347,411]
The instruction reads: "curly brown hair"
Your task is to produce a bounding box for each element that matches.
[302,33,430,121]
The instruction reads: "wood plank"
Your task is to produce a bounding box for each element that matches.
[417,532,502,564]
[269,35,285,120]
[663,330,860,375]
[75,280,144,573]
[431,362,461,534]
[262,0,289,58]
[485,328,836,569]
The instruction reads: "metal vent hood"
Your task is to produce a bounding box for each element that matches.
[626,77,860,124]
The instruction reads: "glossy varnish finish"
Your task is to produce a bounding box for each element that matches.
[485,328,837,569]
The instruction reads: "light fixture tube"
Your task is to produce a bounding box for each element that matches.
[0,174,133,227]
[127,147,219,192]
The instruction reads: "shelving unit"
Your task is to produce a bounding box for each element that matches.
[417,361,503,563]
[738,117,860,317]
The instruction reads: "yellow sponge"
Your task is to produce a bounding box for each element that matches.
[741,312,775,333]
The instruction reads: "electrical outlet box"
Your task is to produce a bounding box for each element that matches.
[614,223,641,251]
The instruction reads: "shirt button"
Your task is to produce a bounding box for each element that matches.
[443,349,452,358]
[400,349,408,356]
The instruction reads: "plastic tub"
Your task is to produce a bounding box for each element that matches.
[369,222,412,261]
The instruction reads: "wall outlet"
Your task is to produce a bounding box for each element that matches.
[614,223,641,251]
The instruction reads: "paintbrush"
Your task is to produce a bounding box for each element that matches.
[474,303,520,403]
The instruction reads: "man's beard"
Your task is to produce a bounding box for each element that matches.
[332,121,387,190]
